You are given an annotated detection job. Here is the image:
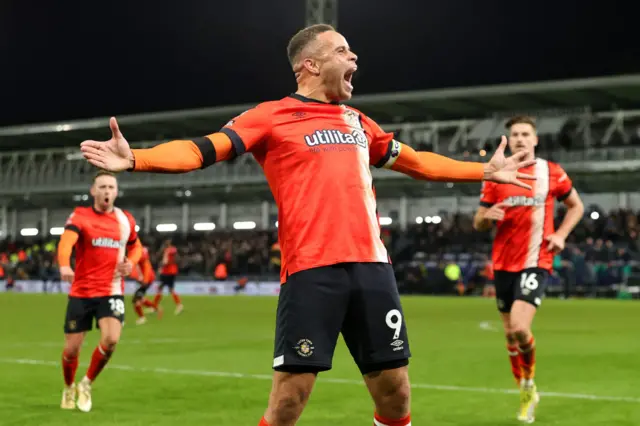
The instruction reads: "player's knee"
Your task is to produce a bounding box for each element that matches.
[512,324,531,343]
[268,373,315,424]
[505,331,517,344]
[63,344,81,358]
[378,381,411,417]
[101,334,120,349]
[269,386,311,423]
[270,393,306,424]
[367,368,411,418]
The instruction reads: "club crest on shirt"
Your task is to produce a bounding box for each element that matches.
[342,107,363,130]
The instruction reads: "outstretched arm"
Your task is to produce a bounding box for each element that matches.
[382,137,536,189]
[385,141,485,182]
[129,133,234,173]
[81,108,269,173]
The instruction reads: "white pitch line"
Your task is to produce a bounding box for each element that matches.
[2,358,639,404]
[478,321,499,332]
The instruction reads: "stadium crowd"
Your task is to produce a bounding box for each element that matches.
[1,207,639,296]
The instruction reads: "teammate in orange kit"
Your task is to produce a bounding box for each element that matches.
[130,244,162,324]
[58,171,142,413]
[81,24,536,426]
[152,239,183,315]
[474,116,584,423]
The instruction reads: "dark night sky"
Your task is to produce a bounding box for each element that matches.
[1,0,638,127]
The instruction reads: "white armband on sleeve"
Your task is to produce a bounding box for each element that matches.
[382,140,402,169]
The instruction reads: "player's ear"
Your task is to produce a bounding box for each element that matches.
[89,185,96,197]
[302,58,321,76]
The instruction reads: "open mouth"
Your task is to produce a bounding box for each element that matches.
[343,68,356,90]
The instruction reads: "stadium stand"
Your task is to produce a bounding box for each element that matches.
[2,76,640,299]
[2,205,639,299]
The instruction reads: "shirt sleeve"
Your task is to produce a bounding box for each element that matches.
[479,181,498,207]
[64,209,83,234]
[360,115,397,168]
[57,230,79,268]
[552,164,574,201]
[219,104,272,157]
[125,211,138,245]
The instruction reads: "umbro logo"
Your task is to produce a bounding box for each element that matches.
[390,339,404,351]
[292,112,306,118]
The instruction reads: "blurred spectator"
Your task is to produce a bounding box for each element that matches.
[40,259,61,293]
[0,207,638,297]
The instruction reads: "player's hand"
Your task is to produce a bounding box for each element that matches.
[483,136,537,190]
[545,233,566,254]
[80,117,134,172]
[117,260,133,277]
[483,202,510,221]
[60,266,75,283]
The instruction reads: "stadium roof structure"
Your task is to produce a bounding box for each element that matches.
[2,74,640,151]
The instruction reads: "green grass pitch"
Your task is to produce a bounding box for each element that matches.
[1,293,639,425]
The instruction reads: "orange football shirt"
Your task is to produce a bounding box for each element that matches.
[65,206,138,297]
[480,158,573,272]
[219,94,398,283]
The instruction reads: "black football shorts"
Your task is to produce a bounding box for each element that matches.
[272,262,411,375]
[64,295,125,333]
[493,267,549,313]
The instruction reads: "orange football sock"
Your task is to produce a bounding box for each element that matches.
[519,336,536,381]
[86,344,113,382]
[62,351,79,386]
[134,303,144,318]
[507,343,523,384]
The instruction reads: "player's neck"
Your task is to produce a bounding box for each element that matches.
[515,151,536,165]
[295,83,335,104]
[92,204,114,214]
